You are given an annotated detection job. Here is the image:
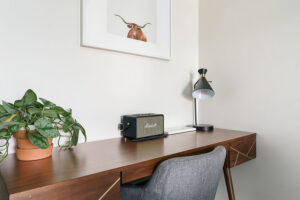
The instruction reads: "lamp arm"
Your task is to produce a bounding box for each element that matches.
[193,80,199,89]
[193,79,199,126]
[193,78,199,126]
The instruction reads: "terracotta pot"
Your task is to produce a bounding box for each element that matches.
[13,130,54,161]
[15,144,53,161]
[13,130,53,149]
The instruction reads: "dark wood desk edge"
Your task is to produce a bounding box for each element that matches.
[0,129,256,199]
[7,170,121,200]
[6,132,256,198]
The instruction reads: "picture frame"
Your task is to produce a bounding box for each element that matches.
[81,0,171,60]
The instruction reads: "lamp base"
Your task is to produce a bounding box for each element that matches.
[193,124,214,132]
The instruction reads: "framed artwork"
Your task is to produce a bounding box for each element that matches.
[81,0,171,60]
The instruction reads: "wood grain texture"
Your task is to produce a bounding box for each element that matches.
[9,172,120,200]
[0,128,256,199]
[0,174,9,200]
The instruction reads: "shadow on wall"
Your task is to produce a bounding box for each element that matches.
[182,72,194,101]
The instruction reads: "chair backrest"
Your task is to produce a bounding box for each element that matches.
[143,146,226,200]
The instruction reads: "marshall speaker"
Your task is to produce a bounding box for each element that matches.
[118,114,167,141]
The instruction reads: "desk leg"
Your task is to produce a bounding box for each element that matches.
[224,167,235,200]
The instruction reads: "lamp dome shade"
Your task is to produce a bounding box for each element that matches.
[192,69,215,99]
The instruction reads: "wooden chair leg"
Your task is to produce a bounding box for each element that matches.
[224,167,235,200]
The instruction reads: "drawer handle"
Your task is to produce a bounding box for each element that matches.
[98,177,120,200]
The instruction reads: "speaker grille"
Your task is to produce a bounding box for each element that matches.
[136,116,164,138]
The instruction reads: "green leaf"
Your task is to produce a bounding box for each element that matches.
[0,129,10,139]
[14,100,24,108]
[34,118,60,138]
[40,128,60,138]
[70,129,79,146]
[8,118,19,133]
[62,116,74,132]
[65,116,74,124]
[7,116,23,133]
[33,101,44,108]
[39,98,56,108]
[2,101,18,114]
[62,125,69,132]
[8,125,19,133]
[42,109,57,118]
[22,89,37,105]
[0,113,11,122]
[73,122,86,142]
[11,115,22,123]
[27,132,49,149]
[0,105,6,113]
[28,107,42,115]
[0,121,20,129]
[67,108,72,114]
[54,106,69,116]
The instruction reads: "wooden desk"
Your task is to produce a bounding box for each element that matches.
[0,128,256,200]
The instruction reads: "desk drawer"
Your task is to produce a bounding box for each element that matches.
[122,161,157,184]
[10,172,120,200]
[229,134,256,168]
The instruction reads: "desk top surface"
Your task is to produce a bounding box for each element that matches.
[0,128,255,195]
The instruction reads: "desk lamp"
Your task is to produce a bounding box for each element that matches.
[192,68,215,131]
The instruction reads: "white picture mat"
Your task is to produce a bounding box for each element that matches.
[81,0,171,60]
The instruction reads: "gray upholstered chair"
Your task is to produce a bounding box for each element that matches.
[121,146,226,200]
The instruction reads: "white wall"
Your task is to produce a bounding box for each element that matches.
[0,0,199,153]
[199,0,300,199]
[4,1,298,199]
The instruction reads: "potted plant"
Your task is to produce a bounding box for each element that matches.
[0,89,86,162]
